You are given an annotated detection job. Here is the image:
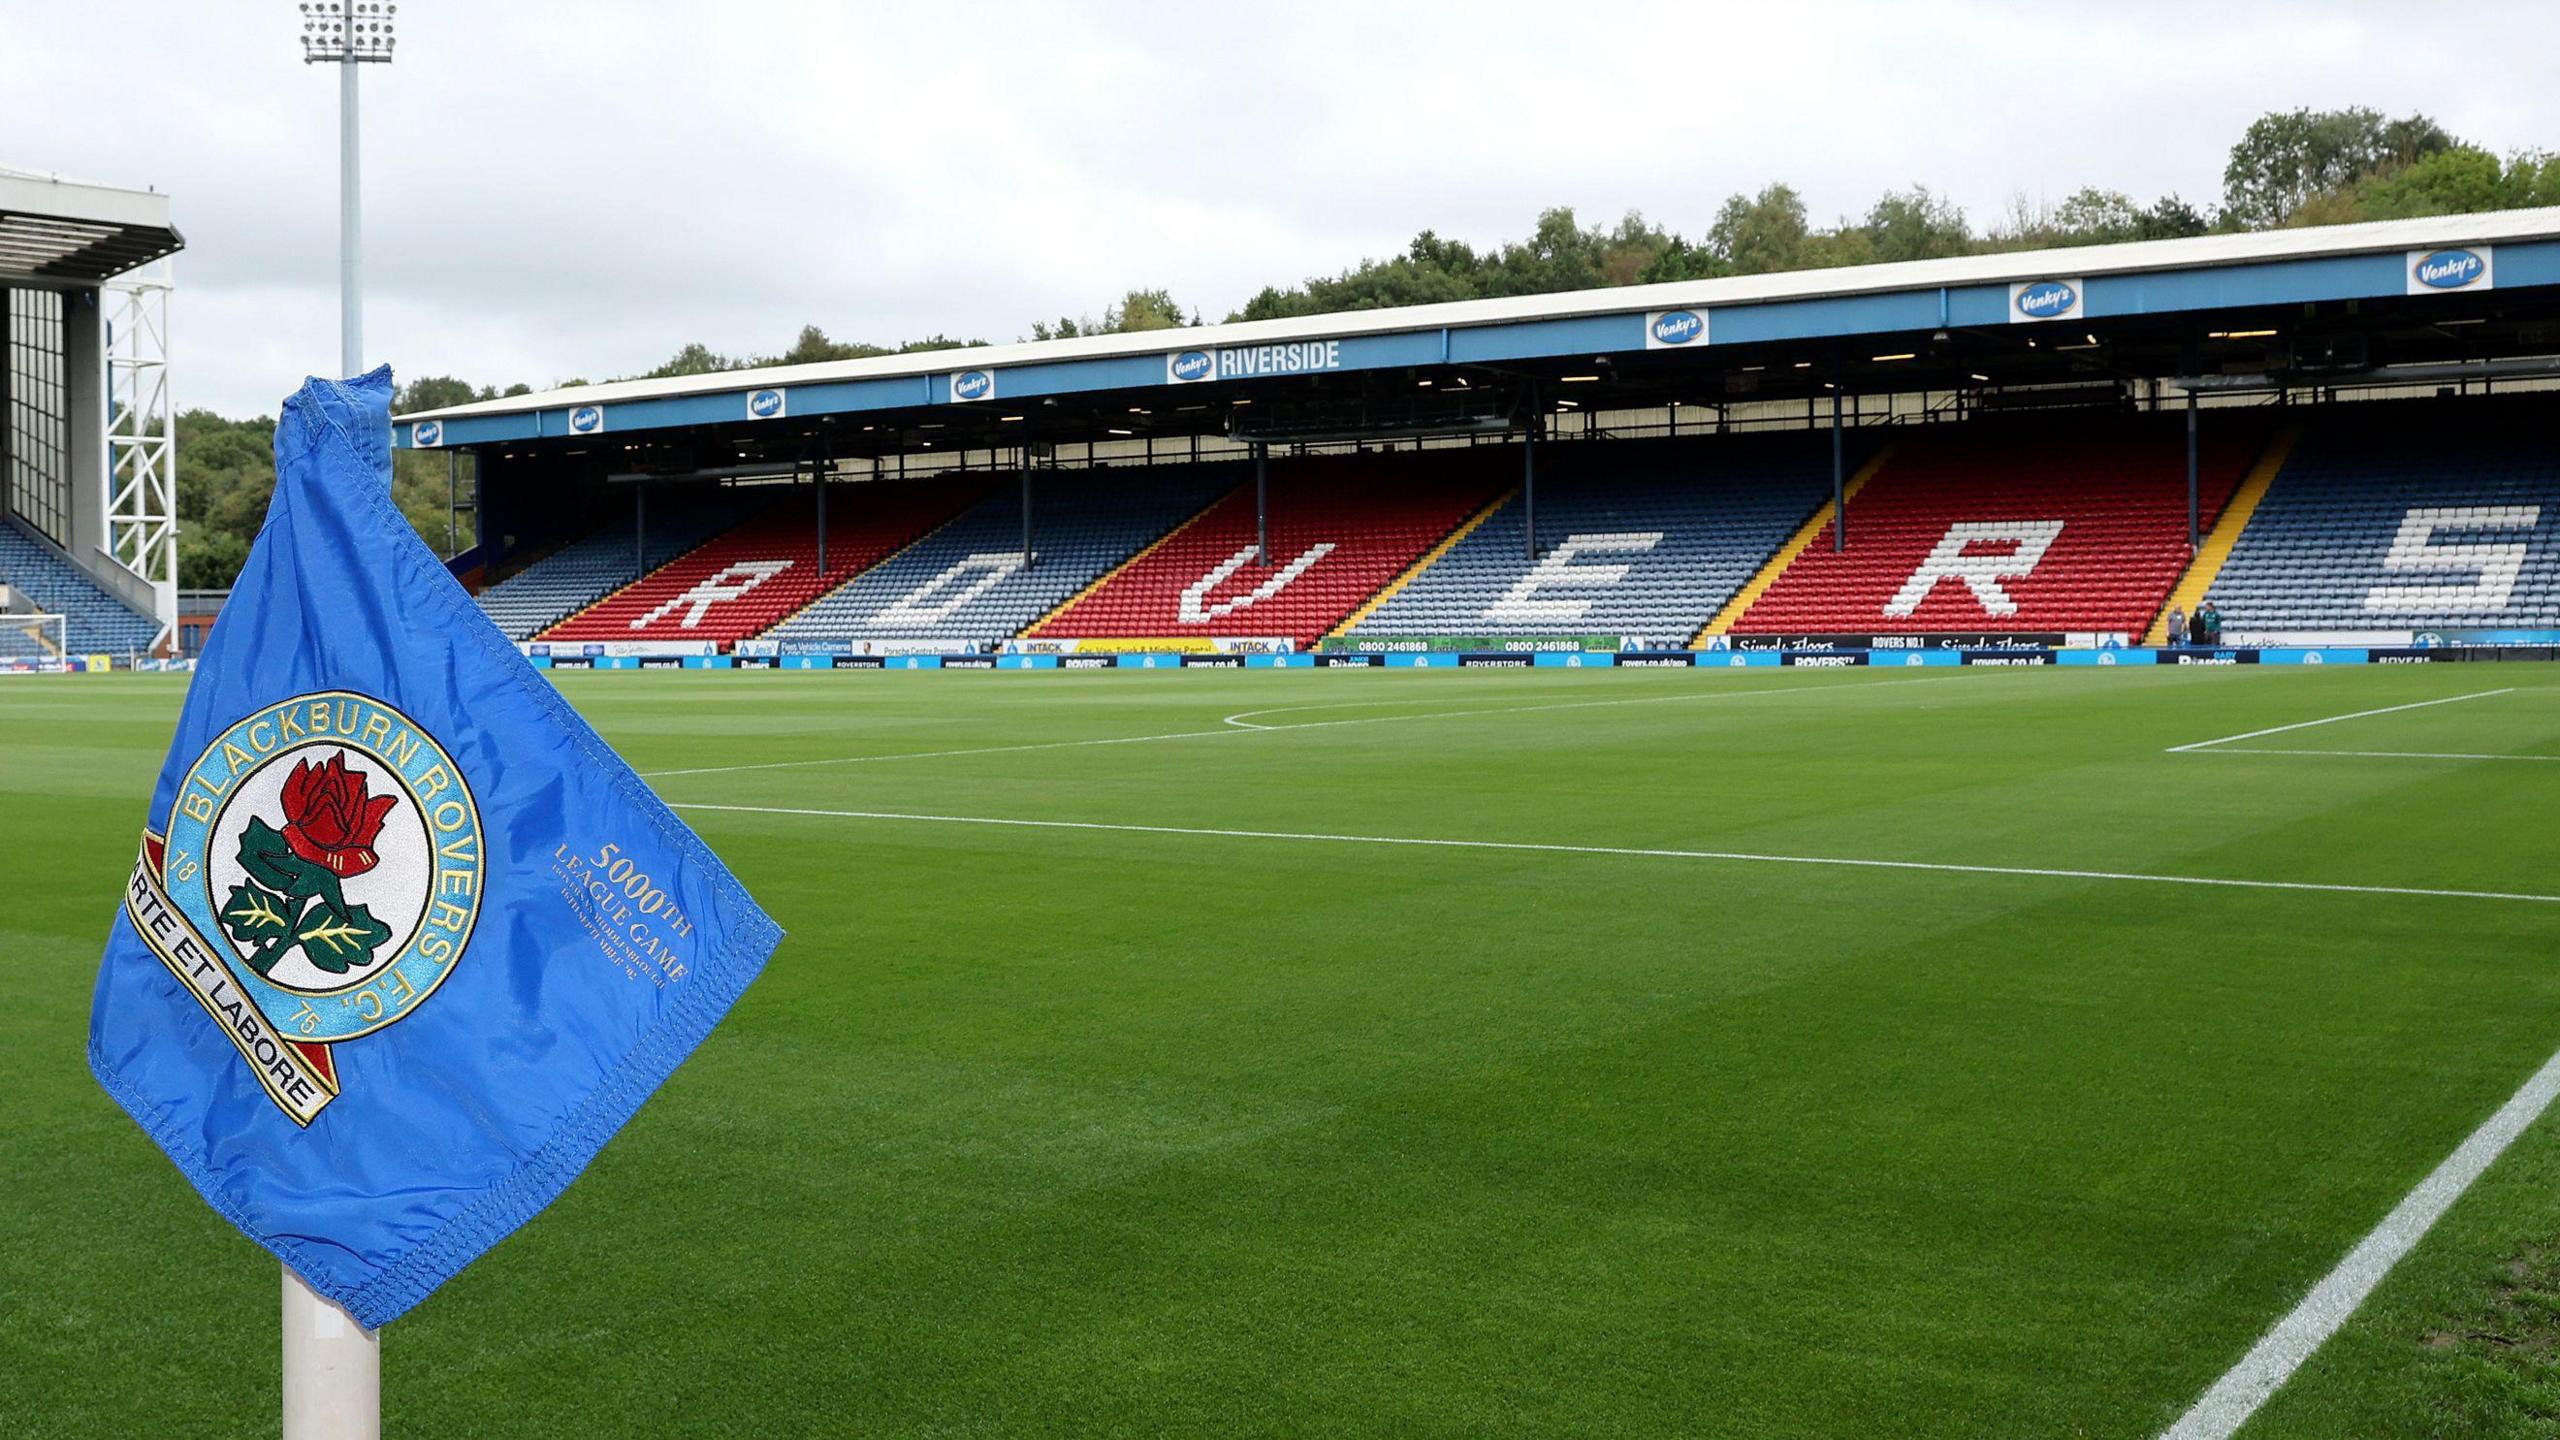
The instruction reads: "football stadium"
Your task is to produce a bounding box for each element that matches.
[10,12,2560,1440]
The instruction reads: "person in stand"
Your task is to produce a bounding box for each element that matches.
[2165,605,2189,648]
[2196,599,2223,647]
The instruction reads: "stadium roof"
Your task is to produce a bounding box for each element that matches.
[0,167,184,286]
[397,207,2560,452]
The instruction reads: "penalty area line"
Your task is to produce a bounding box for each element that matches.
[2181,746,2560,763]
[2159,1041,2560,1440]
[2166,688,2516,753]
[666,802,2560,907]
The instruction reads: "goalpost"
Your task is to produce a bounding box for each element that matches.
[0,613,70,672]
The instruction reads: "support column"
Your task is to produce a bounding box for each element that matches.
[1523,406,1540,562]
[1255,444,1269,567]
[814,454,829,575]
[65,287,110,563]
[2185,387,2200,551]
[445,450,457,557]
[1020,447,1033,568]
[1831,383,1846,553]
[633,483,646,575]
[0,287,10,529]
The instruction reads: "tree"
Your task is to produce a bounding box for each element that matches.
[396,375,481,414]
[1106,288,1184,332]
[1861,186,1972,262]
[1483,207,1612,296]
[2139,194,2211,241]
[2222,106,2460,228]
[2342,145,2560,220]
[1707,184,1811,274]
[777,324,890,366]
[2049,188,2144,244]
[639,342,744,379]
[1636,235,1727,284]
[177,527,249,590]
[1229,228,1488,321]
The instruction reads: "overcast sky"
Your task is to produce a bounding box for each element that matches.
[8,1,2559,417]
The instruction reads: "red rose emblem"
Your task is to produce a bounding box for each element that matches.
[281,750,399,878]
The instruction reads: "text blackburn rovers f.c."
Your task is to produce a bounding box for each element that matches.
[88,368,782,1329]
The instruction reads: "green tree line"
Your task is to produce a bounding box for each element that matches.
[177,106,2560,587]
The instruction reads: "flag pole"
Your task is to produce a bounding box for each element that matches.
[283,1263,379,1440]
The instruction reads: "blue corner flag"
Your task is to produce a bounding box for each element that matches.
[89,369,782,1328]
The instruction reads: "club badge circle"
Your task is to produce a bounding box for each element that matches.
[165,691,484,1042]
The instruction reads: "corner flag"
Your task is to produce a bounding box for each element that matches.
[89,369,782,1329]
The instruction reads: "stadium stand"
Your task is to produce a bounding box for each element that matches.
[769,465,1238,650]
[540,480,989,646]
[1027,451,1504,649]
[1729,414,2265,639]
[473,489,770,640]
[2204,408,2560,637]
[1346,435,1835,645]
[0,519,157,655]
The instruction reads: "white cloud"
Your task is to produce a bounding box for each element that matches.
[4,0,2557,416]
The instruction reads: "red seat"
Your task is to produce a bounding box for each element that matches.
[542,480,989,645]
[1733,415,2261,638]
[1030,453,1502,649]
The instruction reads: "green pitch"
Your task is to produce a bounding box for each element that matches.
[8,665,2560,1438]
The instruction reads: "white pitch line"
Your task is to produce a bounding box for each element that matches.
[667,802,2560,906]
[646,675,1952,778]
[2160,1042,2560,1440]
[2183,746,2560,763]
[2165,688,2517,753]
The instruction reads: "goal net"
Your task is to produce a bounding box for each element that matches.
[0,613,69,672]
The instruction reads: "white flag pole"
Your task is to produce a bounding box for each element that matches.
[282,1263,379,1440]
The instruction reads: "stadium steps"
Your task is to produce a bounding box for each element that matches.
[1024,455,1504,649]
[2198,408,2560,634]
[2142,425,2299,645]
[527,506,771,639]
[543,481,992,645]
[1724,414,2263,640]
[1323,484,1519,642]
[754,499,978,639]
[1013,481,1243,640]
[0,517,160,656]
[1693,444,1894,644]
[477,534,573,592]
[767,467,1241,650]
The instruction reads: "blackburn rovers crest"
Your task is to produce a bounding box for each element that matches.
[125,691,486,1124]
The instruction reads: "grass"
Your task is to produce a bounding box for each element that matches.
[5,663,2560,1437]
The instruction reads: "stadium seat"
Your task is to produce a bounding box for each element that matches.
[472,489,771,640]
[769,465,1236,650]
[540,480,989,646]
[1348,433,1836,647]
[0,518,159,656]
[1731,413,2263,639]
[1026,450,1505,649]
[2204,407,2560,636]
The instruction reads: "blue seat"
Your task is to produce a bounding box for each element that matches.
[0,520,158,655]
[2208,417,2560,633]
[472,490,769,640]
[769,465,1235,648]
[1350,434,1835,646]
